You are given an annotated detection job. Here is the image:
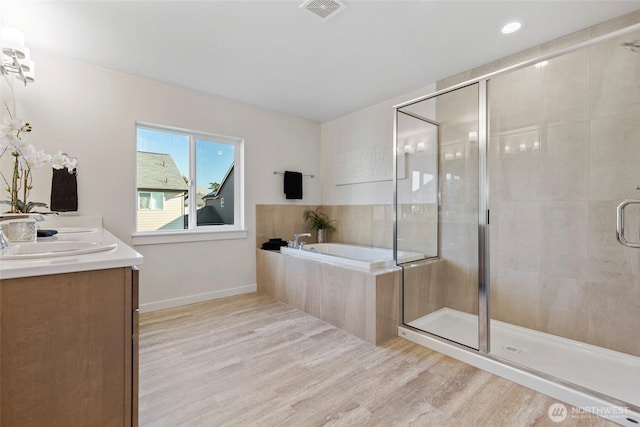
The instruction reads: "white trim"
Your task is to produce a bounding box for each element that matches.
[188,133,197,225]
[234,138,245,230]
[132,229,248,245]
[139,284,257,313]
[398,327,640,427]
[137,121,241,145]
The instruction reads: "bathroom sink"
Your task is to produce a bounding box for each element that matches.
[0,241,117,260]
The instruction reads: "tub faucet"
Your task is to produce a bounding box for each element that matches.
[292,232,311,249]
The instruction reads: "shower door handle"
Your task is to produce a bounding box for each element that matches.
[616,199,640,248]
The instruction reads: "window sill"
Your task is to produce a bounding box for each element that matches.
[132,229,248,246]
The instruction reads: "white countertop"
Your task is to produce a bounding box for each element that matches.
[0,215,143,280]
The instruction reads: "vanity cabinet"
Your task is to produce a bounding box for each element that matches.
[0,267,139,426]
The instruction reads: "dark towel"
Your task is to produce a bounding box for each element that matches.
[37,229,58,237]
[261,238,288,250]
[284,171,303,199]
[50,167,78,212]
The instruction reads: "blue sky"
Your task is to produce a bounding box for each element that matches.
[137,127,234,194]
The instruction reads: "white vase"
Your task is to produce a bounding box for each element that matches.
[317,228,325,243]
[1,218,37,242]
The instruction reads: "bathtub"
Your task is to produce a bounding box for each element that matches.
[280,243,424,272]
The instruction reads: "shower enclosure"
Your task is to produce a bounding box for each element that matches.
[395,23,640,422]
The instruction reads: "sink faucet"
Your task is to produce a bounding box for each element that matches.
[292,232,311,249]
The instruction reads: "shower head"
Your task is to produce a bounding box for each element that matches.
[620,40,640,53]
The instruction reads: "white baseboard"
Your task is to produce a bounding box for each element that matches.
[139,284,257,313]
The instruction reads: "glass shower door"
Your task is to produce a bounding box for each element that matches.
[487,31,640,409]
[398,83,480,350]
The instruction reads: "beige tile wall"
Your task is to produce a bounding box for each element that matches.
[257,203,435,256]
[486,27,640,356]
[402,258,447,323]
[256,249,399,345]
[256,204,318,248]
[323,204,394,248]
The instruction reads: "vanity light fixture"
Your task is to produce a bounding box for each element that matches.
[1,27,35,85]
[501,21,522,34]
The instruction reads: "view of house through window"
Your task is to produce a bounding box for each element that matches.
[136,124,242,233]
[138,192,164,210]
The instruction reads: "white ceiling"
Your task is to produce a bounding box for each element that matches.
[2,1,640,123]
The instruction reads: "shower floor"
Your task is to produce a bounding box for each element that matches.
[408,308,640,407]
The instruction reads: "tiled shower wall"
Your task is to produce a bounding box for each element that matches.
[486,29,640,357]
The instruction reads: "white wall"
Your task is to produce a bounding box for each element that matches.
[320,83,436,205]
[14,51,321,310]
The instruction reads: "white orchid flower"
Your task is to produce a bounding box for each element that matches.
[2,133,23,148]
[0,118,31,149]
[1,118,28,142]
[1,117,25,136]
[17,145,40,169]
[34,149,52,169]
[50,150,75,171]
[20,146,67,171]
[64,156,77,172]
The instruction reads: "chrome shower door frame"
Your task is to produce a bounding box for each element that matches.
[394,81,483,350]
[477,80,489,353]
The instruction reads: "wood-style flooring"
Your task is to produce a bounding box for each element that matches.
[139,293,614,426]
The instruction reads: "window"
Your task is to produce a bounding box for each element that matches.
[134,123,245,243]
[138,192,164,210]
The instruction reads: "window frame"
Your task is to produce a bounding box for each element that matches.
[132,122,246,245]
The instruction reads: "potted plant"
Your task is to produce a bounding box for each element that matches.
[0,114,76,213]
[303,207,336,243]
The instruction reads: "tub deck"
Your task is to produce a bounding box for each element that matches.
[257,248,400,345]
[280,243,424,273]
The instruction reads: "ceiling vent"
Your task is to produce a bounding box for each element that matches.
[300,0,346,21]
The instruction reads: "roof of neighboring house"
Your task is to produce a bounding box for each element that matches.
[137,151,188,191]
[203,164,234,200]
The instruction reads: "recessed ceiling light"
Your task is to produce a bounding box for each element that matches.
[501,21,522,34]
